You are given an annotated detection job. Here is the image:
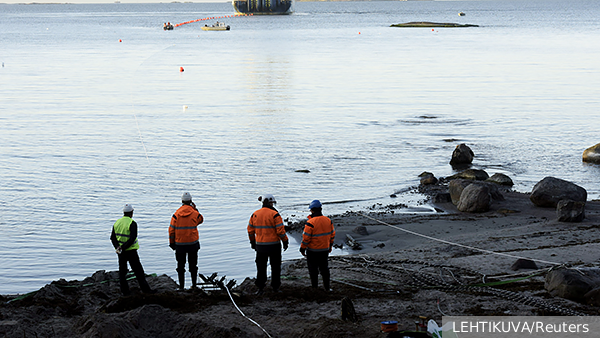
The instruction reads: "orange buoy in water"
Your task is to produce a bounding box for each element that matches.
[179,67,184,72]
[119,39,122,42]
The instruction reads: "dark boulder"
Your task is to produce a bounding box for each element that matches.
[456,183,491,212]
[530,177,587,208]
[419,172,438,185]
[486,173,514,186]
[352,226,369,236]
[584,287,600,306]
[556,199,585,222]
[449,179,504,206]
[449,143,474,166]
[545,268,600,302]
[433,192,452,203]
[447,169,489,181]
[449,179,473,205]
[510,259,538,271]
[582,143,600,164]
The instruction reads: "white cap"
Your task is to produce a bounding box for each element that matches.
[123,204,134,212]
[258,194,276,204]
[182,192,192,202]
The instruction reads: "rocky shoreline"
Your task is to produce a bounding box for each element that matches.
[3,162,600,337]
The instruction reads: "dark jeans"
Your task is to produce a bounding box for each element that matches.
[306,251,330,290]
[118,249,151,295]
[255,245,282,290]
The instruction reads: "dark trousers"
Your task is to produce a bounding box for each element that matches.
[306,251,330,290]
[175,243,200,288]
[255,248,282,290]
[118,249,151,295]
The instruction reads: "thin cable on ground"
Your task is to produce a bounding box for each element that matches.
[224,283,272,338]
[436,298,448,316]
[491,267,552,279]
[358,212,565,266]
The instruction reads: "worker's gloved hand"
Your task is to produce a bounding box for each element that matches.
[300,247,306,256]
[250,240,256,250]
[282,240,289,251]
[329,246,333,253]
[169,243,176,251]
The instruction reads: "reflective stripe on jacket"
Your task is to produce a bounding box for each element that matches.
[170,204,203,246]
[301,215,335,252]
[248,207,288,246]
[113,216,139,251]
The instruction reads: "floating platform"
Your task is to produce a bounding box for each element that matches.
[232,0,293,15]
[391,21,479,28]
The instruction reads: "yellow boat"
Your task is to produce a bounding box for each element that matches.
[201,22,230,31]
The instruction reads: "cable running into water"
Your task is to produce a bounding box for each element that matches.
[133,113,150,166]
[129,43,177,168]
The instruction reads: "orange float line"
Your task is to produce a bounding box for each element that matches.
[172,13,250,28]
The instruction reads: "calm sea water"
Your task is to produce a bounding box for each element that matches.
[1,0,599,294]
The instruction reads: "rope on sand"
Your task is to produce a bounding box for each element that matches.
[357,212,565,266]
[224,283,273,338]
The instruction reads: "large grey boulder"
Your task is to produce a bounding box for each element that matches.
[530,177,587,208]
[582,143,600,164]
[556,199,586,222]
[449,143,474,166]
[449,179,504,206]
[545,268,600,302]
[449,179,473,205]
[457,183,492,212]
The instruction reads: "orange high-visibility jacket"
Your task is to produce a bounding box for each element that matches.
[301,215,335,252]
[248,207,288,246]
[169,204,204,246]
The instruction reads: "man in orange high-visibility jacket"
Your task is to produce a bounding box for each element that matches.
[169,192,204,290]
[248,194,288,294]
[300,199,335,291]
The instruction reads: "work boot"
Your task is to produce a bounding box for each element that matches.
[191,272,197,289]
[178,272,185,290]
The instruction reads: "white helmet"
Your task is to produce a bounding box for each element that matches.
[123,204,134,212]
[182,192,192,202]
[258,194,276,204]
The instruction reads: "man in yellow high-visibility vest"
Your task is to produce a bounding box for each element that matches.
[110,203,155,296]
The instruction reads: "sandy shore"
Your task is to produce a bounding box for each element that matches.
[2,187,600,337]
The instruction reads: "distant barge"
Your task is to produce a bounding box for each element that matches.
[391,22,479,28]
[232,0,294,15]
